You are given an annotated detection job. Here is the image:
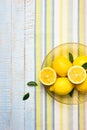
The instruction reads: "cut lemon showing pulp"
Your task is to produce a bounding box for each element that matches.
[68,66,86,84]
[39,67,57,86]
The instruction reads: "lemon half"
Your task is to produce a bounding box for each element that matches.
[68,66,86,84]
[39,67,57,86]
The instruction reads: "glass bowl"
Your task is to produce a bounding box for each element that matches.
[41,43,87,105]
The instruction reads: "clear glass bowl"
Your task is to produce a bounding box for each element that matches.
[41,43,87,105]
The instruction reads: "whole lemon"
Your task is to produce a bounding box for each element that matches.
[76,75,87,93]
[73,56,87,66]
[51,77,74,96]
[52,56,72,76]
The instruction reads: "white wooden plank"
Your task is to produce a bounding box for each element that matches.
[24,0,35,130]
[10,0,25,130]
[0,0,12,130]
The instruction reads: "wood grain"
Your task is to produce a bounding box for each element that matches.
[0,0,25,129]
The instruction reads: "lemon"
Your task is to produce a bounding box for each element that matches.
[49,85,54,92]
[68,66,86,84]
[52,56,72,76]
[39,67,57,86]
[76,75,87,93]
[73,56,87,66]
[50,77,74,95]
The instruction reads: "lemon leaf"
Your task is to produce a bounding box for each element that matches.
[27,81,38,86]
[23,93,30,100]
[69,88,74,97]
[82,62,87,69]
[69,52,73,63]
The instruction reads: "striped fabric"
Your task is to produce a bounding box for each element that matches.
[0,0,87,130]
[34,0,87,130]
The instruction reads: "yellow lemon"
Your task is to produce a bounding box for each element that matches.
[68,66,86,84]
[52,56,72,76]
[73,56,87,66]
[76,75,87,93]
[50,77,74,95]
[39,67,57,86]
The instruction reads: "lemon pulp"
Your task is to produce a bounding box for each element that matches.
[39,67,57,86]
[68,66,86,84]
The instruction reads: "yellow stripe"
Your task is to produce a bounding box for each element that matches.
[65,1,69,130]
[46,0,52,130]
[79,1,84,130]
[59,1,63,130]
[79,103,84,130]
[59,103,63,130]
[79,0,84,43]
[59,0,63,43]
[46,0,51,54]
[36,0,41,130]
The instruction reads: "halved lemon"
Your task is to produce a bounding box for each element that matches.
[68,65,86,84]
[39,67,57,86]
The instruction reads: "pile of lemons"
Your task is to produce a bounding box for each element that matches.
[39,55,87,96]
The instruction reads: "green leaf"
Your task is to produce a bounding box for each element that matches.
[23,93,30,100]
[27,81,38,86]
[69,52,74,63]
[82,62,87,69]
[69,88,74,97]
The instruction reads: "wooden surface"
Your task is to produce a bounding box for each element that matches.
[0,0,87,130]
[0,0,27,129]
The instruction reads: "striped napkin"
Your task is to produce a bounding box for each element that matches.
[29,0,87,130]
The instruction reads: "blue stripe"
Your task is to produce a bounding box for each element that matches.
[69,105,73,130]
[40,0,46,129]
[68,1,74,130]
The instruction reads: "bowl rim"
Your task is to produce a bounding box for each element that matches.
[40,42,87,105]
